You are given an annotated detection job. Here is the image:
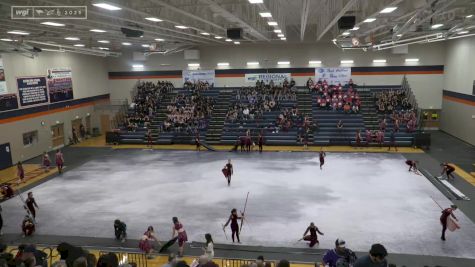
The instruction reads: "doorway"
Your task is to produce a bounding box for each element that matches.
[0,143,13,170]
[51,123,65,148]
[100,115,111,134]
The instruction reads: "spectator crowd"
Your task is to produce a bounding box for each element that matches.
[307,78,361,113]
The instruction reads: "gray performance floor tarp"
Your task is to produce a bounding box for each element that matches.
[2,151,475,259]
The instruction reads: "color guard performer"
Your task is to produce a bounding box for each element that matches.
[17,162,25,183]
[42,152,51,172]
[355,130,361,148]
[405,160,418,173]
[301,222,324,247]
[55,150,64,174]
[172,217,188,257]
[439,163,456,181]
[223,208,243,243]
[222,159,233,186]
[319,149,326,170]
[195,133,201,151]
[25,192,39,219]
[147,129,153,148]
[440,205,458,241]
[258,134,264,153]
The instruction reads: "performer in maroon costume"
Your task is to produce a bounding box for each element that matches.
[172,217,188,256]
[21,215,35,237]
[302,222,324,247]
[17,162,25,183]
[147,130,153,148]
[195,133,201,151]
[139,226,161,256]
[440,205,458,241]
[355,130,361,147]
[42,152,51,171]
[55,150,64,174]
[0,183,14,199]
[25,192,39,219]
[223,208,243,243]
[319,149,326,170]
[440,163,456,181]
[405,160,418,172]
[258,134,264,153]
[223,159,234,186]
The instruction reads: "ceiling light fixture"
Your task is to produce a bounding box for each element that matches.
[225,38,232,42]
[98,40,110,43]
[380,7,398,13]
[280,37,286,41]
[155,38,165,41]
[458,30,469,34]
[405,58,419,62]
[363,18,376,23]
[200,32,210,35]
[188,63,200,67]
[247,62,259,66]
[64,37,80,41]
[175,25,188,29]
[217,62,229,66]
[215,36,223,39]
[278,61,290,65]
[248,0,263,3]
[466,15,473,18]
[92,3,122,11]
[0,38,13,42]
[259,12,272,18]
[277,33,284,37]
[73,44,85,47]
[309,60,322,64]
[350,26,359,31]
[274,29,282,33]
[431,24,443,29]
[40,22,65,26]
[90,29,107,33]
[234,41,240,44]
[342,32,350,36]
[7,30,29,35]
[373,59,387,63]
[122,42,132,45]
[396,34,403,37]
[132,64,143,68]
[340,60,354,64]
[268,21,278,26]
[145,17,163,22]
[142,44,150,47]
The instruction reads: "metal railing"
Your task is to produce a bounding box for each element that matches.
[94,98,129,130]
[99,250,148,267]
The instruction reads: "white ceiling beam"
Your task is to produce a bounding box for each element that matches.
[300,0,311,41]
[317,0,358,41]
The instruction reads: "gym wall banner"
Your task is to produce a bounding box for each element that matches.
[0,58,8,95]
[47,67,74,102]
[17,76,49,107]
[244,73,291,84]
[182,70,215,85]
[315,67,351,85]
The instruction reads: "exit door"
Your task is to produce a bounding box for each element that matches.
[0,143,13,170]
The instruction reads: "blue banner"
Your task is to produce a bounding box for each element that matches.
[17,76,49,106]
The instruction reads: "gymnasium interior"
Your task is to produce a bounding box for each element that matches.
[0,0,475,267]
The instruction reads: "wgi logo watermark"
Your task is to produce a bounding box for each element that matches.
[11,6,87,19]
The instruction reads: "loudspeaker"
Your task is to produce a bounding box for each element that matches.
[120,27,144,38]
[414,132,431,148]
[338,16,356,30]
[227,28,243,39]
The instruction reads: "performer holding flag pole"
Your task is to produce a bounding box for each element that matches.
[430,196,460,241]
[223,208,243,243]
[240,192,249,232]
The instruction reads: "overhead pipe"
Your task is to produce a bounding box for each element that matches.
[24,40,122,57]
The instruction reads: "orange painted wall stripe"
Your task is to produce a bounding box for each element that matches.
[291,72,315,77]
[0,99,109,125]
[215,73,244,78]
[443,95,475,106]
[109,75,182,80]
[352,70,444,75]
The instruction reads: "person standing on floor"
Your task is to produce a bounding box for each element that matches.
[355,130,361,148]
[223,159,233,186]
[25,192,39,219]
[258,134,264,153]
[147,129,153,148]
[440,205,458,241]
[301,222,324,247]
[353,243,388,267]
[17,162,25,183]
[203,233,214,259]
[319,149,326,170]
[387,129,397,152]
[223,208,243,243]
[42,152,51,172]
[195,132,201,151]
[55,150,64,174]
[172,217,188,257]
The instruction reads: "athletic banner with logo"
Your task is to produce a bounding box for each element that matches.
[47,67,74,102]
[315,67,351,85]
[182,70,215,85]
[244,73,291,84]
[0,58,8,95]
[17,76,49,106]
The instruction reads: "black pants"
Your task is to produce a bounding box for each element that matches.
[231,227,240,242]
[0,213,3,232]
[259,144,263,152]
[441,222,447,240]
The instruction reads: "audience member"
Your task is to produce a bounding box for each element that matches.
[353,243,388,267]
[322,239,357,267]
